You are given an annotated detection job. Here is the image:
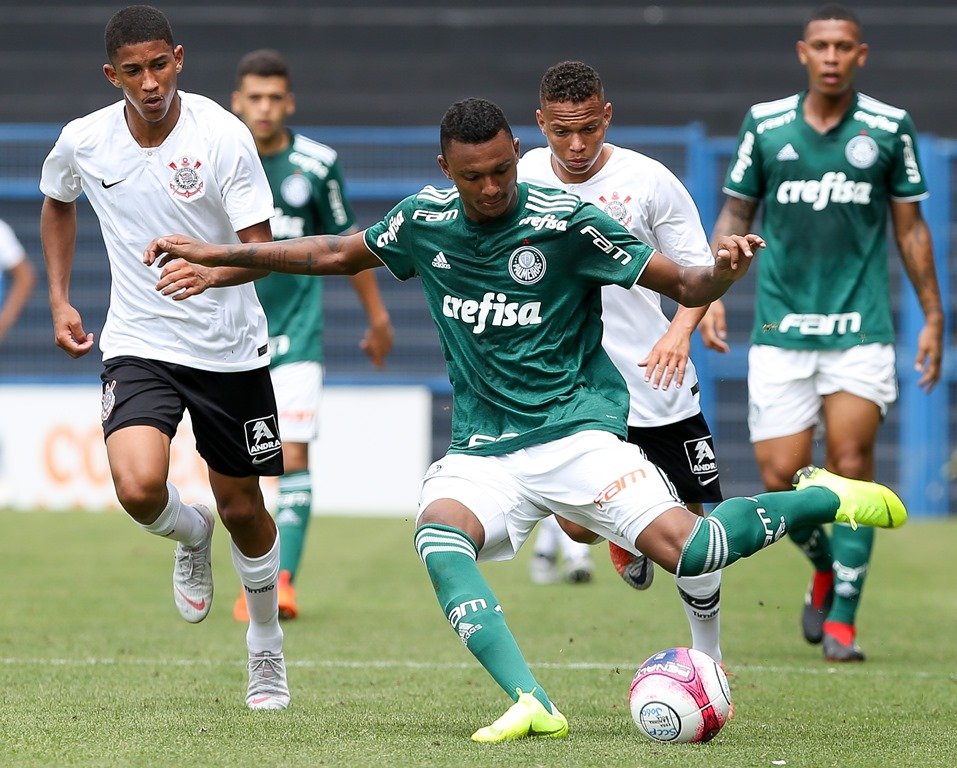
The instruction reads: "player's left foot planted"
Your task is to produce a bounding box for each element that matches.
[792,466,907,529]
[471,691,569,743]
[172,504,215,623]
[822,621,865,662]
[246,650,290,710]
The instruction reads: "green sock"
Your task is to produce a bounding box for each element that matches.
[677,487,840,576]
[788,524,833,572]
[828,524,875,625]
[414,524,552,711]
[276,470,312,580]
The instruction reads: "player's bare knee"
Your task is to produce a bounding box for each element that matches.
[828,452,872,481]
[114,478,167,522]
[555,515,601,544]
[417,499,485,550]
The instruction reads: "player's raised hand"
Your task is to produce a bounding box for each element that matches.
[713,234,764,281]
[144,234,216,268]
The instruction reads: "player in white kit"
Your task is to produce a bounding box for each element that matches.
[39,5,289,709]
[519,61,724,662]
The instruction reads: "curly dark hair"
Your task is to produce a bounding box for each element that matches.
[539,60,603,105]
[439,98,512,155]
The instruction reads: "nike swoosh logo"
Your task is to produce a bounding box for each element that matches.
[697,475,719,486]
[251,451,280,465]
[101,178,126,188]
[175,588,206,611]
[249,695,276,705]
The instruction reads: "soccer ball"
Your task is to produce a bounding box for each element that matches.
[628,647,731,744]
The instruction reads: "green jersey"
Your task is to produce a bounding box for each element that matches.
[257,132,356,366]
[723,91,928,350]
[364,182,653,457]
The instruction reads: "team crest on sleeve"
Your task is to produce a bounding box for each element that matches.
[508,246,547,284]
[845,135,879,169]
[280,173,312,207]
[598,192,632,226]
[168,156,205,200]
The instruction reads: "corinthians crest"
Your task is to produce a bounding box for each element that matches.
[598,191,632,226]
[168,156,205,200]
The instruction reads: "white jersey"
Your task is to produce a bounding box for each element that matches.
[0,219,26,270]
[40,92,274,372]
[518,144,713,427]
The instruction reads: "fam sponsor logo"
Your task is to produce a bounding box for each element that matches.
[580,224,634,265]
[443,291,542,334]
[853,110,898,134]
[168,156,205,200]
[413,208,458,222]
[270,210,305,239]
[757,109,796,135]
[775,172,872,210]
[518,213,567,231]
[508,245,547,284]
[375,210,405,247]
[900,134,922,184]
[729,131,755,183]
[778,311,862,336]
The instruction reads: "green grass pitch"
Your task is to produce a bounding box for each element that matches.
[3,509,956,767]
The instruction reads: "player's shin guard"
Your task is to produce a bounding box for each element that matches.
[828,524,874,625]
[414,524,553,711]
[677,488,839,576]
[675,572,722,663]
[276,470,312,581]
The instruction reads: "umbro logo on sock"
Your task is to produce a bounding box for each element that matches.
[431,251,451,269]
[776,143,800,161]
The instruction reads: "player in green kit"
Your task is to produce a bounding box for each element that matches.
[701,4,943,661]
[146,98,908,741]
[230,50,394,621]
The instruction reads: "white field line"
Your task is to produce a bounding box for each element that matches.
[1,656,954,680]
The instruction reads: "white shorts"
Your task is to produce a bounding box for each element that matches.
[747,344,897,443]
[417,430,683,562]
[270,361,324,443]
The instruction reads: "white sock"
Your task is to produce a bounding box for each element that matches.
[534,515,561,557]
[230,536,283,654]
[675,571,722,663]
[138,482,208,547]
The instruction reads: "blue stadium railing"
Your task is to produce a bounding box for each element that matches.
[1,124,952,516]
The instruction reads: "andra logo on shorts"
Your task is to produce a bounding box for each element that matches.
[245,416,282,460]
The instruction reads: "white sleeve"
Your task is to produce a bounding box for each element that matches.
[0,219,26,270]
[649,164,713,268]
[39,125,83,203]
[211,117,274,233]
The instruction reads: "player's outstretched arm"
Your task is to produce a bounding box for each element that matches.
[144,230,383,276]
[638,234,764,307]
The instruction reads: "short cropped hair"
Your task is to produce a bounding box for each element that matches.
[539,60,604,105]
[236,49,291,89]
[806,4,860,29]
[104,5,173,61]
[439,98,512,155]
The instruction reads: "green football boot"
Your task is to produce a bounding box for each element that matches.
[471,691,569,743]
[792,466,907,530]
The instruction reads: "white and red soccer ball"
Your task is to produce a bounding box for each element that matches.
[628,647,732,744]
